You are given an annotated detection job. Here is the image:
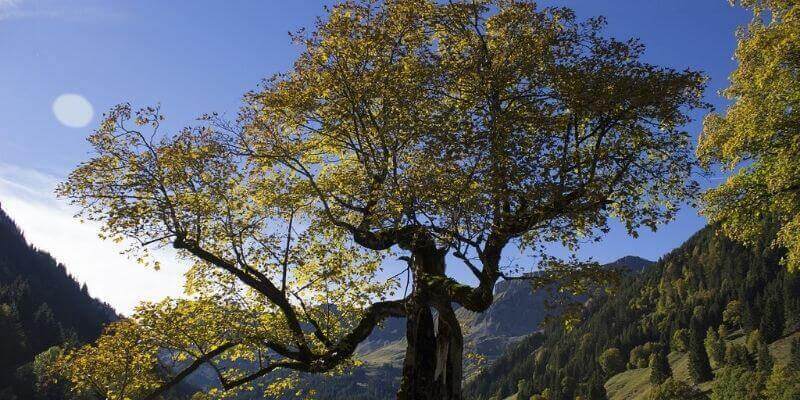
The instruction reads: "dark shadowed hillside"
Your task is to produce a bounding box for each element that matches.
[0,203,118,397]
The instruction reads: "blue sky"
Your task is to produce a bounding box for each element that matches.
[0,0,752,313]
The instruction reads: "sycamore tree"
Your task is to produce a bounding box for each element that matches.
[55,1,706,399]
[698,0,800,272]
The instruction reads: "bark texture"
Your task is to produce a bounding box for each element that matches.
[397,247,464,400]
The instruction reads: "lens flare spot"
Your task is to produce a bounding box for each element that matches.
[52,94,94,128]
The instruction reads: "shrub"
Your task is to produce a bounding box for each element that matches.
[647,378,705,400]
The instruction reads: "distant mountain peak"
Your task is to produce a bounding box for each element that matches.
[606,255,654,274]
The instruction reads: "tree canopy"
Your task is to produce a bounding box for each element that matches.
[55,0,706,398]
[698,0,800,271]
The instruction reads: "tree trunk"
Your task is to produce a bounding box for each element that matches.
[397,250,464,400]
[434,302,463,400]
[398,300,438,399]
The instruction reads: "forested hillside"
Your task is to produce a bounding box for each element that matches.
[0,204,117,398]
[464,225,800,399]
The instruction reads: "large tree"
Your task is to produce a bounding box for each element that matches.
[55,1,705,399]
[698,0,800,272]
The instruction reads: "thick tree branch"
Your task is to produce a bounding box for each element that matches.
[142,343,236,400]
[172,236,313,359]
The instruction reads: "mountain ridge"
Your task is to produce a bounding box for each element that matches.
[0,203,118,397]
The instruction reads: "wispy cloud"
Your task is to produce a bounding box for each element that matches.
[0,0,123,22]
[0,163,187,315]
[0,0,22,18]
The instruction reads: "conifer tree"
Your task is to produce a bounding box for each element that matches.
[722,300,742,330]
[704,327,725,367]
[687,323,713,383]
[649,347,672,385]
[759,295,784,343]
[756,342,773,373]
[746,329,763,354]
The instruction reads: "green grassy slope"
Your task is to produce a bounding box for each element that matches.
[605,331,800,400]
